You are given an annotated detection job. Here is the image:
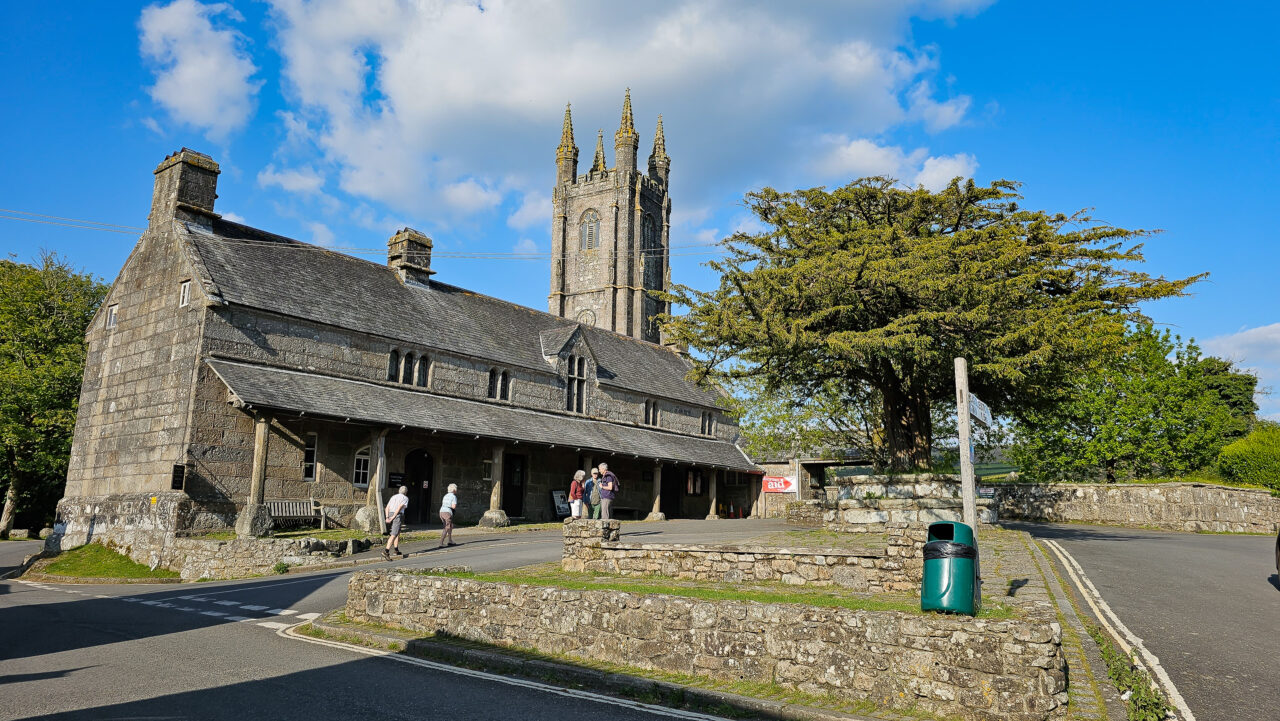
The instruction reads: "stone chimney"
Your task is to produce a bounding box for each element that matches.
[387,228,435,286]
[150,148,219,228]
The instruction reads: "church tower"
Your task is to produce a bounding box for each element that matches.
[549,91,672,344]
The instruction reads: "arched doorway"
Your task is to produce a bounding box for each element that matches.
[404,449,433,525]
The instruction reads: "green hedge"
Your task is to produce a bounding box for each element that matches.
[1217,424,1280,489]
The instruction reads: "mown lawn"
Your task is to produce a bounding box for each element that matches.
[44,544,180,579]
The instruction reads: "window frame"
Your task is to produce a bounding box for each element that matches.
[415,355,430,387]
[105,304,118,329]
[302,433,318,481]
[566,356,587,413]
[643,399,659,426]
[352,446,371,487]
[178,280,191,308]
[401,352,415,384]
[579,209,600,251]
[387,350,400,382]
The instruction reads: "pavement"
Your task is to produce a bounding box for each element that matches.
[1015,523,1280,721]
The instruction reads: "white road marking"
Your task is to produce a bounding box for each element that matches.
[268,609,296,616]
[224,615,254,622]
[140,600,162,606]
[239,604,269,611]
[1042,538,1197,721]
[200,611,227,617]
[280,625,730,720]
[295,612,320,621]
[257,621,292,630]
[213,600,241,606]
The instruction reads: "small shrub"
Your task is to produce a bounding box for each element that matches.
[273,561,290,575]
[1217,423,1280,489]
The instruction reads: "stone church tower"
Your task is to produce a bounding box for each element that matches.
[548,90,672,344]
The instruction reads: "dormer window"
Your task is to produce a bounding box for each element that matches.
[700,411,716,436]
[643,399,659,426]
[178,280,191,307]
[566,355,587,413]
[488,368,510,401]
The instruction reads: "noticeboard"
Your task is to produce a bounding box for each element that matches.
[551,490,571,518]
[763,475,798,493]
[977,486,995,499]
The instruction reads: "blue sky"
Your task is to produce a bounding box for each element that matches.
[2,1,1277,415]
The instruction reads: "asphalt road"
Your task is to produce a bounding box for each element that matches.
[1017,523,1280,721]
[0,519,783,721]
[0,539,42,576]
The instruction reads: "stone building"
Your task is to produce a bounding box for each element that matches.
[54,96,760,544]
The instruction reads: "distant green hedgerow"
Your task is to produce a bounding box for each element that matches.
[1218,422,1280,490]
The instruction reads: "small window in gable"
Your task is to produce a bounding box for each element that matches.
[387,350,400,382]
[303,433,317,481]
[700,411,716,436]
[499,370,511,401]
[566,355,587,413]
[179,280,191,307]
[415,356,430,387]
[105,304,118,329]
[401,352,415,384]
[353,446,371,487]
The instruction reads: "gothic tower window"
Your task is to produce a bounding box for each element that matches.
[579,209,600,250]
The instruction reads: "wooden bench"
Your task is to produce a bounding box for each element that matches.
[266,499,326,530]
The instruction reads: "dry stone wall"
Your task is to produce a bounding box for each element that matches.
[788,498,997,532]
[347,570,1067,720]
[992,482,1280,533]
[562,519,925,592]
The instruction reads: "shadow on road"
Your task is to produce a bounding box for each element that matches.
[1268,574,1280,592]
[999,521,1159,543]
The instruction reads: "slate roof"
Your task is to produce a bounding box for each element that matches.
[182,219,722,409]
[207,359,757,472]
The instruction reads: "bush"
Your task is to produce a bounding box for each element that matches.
[1217,423,1280,489]
[272,561,290,575]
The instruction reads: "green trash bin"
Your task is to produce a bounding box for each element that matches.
[921,521,980,616]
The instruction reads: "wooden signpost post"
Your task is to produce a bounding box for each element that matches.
[954,357,993,531]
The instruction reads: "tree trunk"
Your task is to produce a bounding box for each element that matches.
[881,376,933,471]
[0,448,19,539]
[1104,458,1117,483]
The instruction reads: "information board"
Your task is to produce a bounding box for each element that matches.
[550,490,571,518]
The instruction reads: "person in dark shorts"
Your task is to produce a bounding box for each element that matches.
[383,485,409,560]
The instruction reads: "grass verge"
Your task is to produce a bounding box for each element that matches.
[1086,624,1173,721]
[44,544,180,579]
[301,615,953,721]
[409,562,1016,619]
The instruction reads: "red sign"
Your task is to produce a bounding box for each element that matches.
[763,475,798,493]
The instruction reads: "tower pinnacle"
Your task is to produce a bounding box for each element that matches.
[555,102,579,185]
[592,129,607,173]
[649,114,670,184]
[614,88,639,172]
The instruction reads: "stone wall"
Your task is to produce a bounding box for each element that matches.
[992,482,1280,533]
[562,519,926,592]
[790,498,997,532]
[823,474,966,502]
[100,532,367,580]
[347,570,1067,720]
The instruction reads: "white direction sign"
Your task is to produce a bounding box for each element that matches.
[969,394,992,427]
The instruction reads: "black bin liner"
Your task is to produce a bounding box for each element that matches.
[923,540,978,560]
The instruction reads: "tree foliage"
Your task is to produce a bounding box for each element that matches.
[0,253,108,536]
[664,178,1201,470]
[1008,325,1256,482]
[722,376,887,466]
[1217,421,1280,490]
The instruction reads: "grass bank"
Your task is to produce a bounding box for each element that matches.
[44,543,180,579]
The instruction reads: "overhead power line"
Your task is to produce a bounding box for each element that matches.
[0,206,730,260]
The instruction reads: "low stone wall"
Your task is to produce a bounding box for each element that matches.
[992,482,1280,533]
[787,498,996,533]
[347,570,1067,720]
[824,474,965,502]
[92,531,371,580]
[562,519,925,591]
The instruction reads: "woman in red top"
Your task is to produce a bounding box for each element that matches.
[569,469,586,519]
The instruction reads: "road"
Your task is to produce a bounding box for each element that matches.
[1017,523,1280,721]
[0,519,782,721]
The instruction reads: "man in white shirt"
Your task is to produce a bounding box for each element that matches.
[383,485,409,560]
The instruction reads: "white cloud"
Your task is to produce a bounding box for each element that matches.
[816,136,976,191]
[508,191,550,230]
[914,153,978,191]
[443,179,503,214]
[907,81,971,132]
[139,0,260,141]
[306,221,335,247]
[513,238,539,254]
[1203,323,1280,419]
[220,211,246,223]
[141,116,163,135]
[263,0,989,216]
[257,164,326,194]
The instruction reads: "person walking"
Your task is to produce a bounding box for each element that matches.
[598,462,620,520]
[584,468,600,519]
[383,485,409,560]
[438,483,458,547]
[569,470,586,519]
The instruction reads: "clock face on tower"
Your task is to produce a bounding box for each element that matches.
[576,308,596,326]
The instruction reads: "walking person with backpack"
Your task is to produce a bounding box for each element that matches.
[382,485,409,561]
[598,462,620,520]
